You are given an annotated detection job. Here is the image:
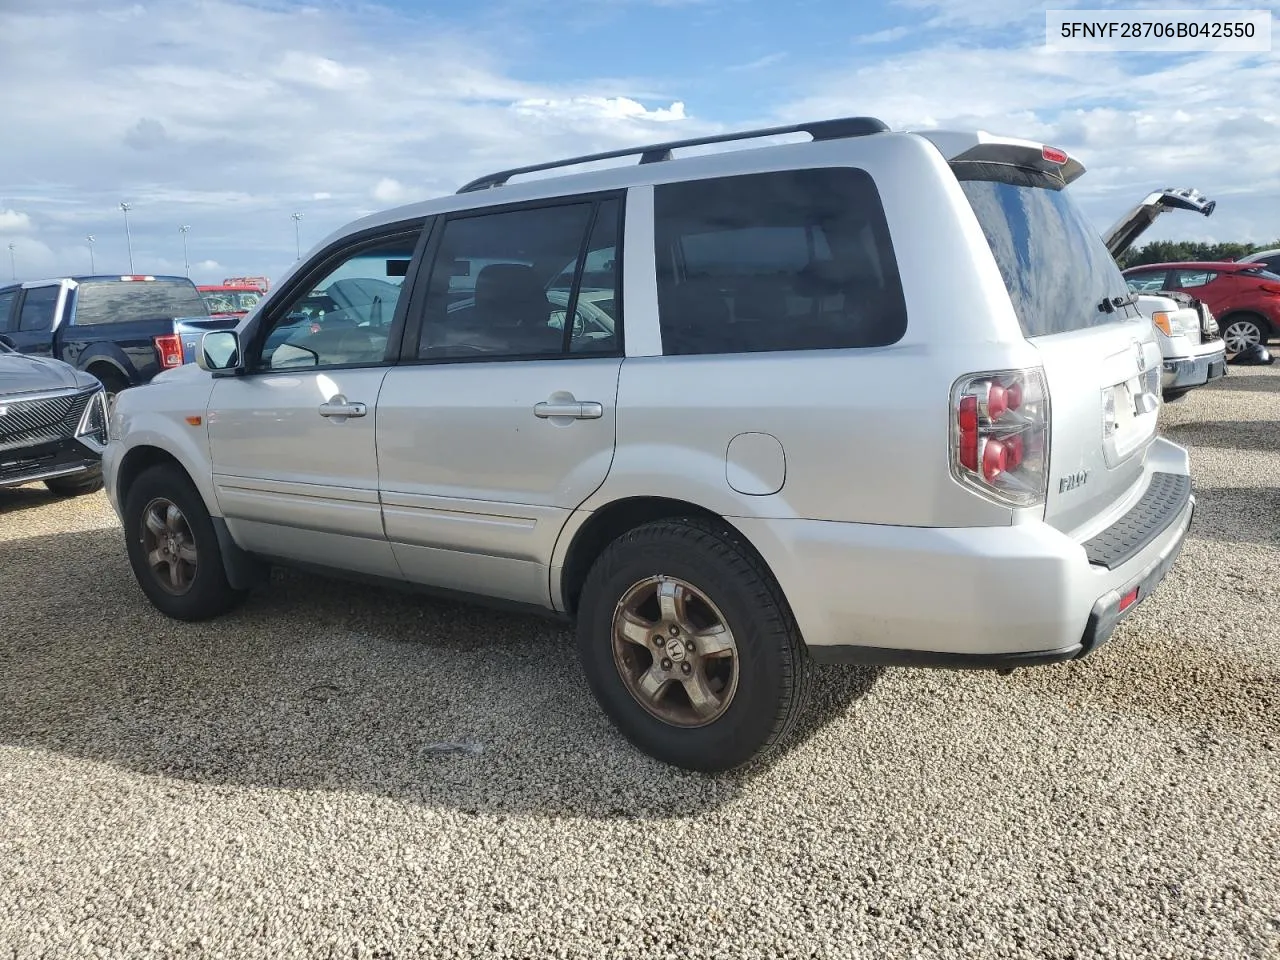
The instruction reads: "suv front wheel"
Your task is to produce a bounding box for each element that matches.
[576,518,812,772]
[122,464,248,621]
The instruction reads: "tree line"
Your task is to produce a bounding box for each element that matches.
[1117,240,1280,269]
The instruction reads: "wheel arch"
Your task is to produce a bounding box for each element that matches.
[554,495,780,617]
[115,442,265,591]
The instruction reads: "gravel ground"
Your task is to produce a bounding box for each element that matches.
[1,365,1277,960]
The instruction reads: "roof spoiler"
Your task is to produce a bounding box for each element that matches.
[914,130,1087,187]
[1101,188,1216,258]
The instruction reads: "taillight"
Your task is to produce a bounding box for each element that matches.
[951,368,1050,507]
[1258,283,1280,296]
[1042,145,1069,165]
[154,333,184,369]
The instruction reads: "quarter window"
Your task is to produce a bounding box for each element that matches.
[18,286,59,332]
[653,168,907,356]
[256,233,421,370]
[1171,270,1216,289]
[417,198,621,361]
[0,290,16,331]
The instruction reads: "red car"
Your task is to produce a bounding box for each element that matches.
[1122,260,1280,353]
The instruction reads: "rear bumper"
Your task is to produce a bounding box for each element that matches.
[1162,343,1227,391]
[735,439,1194,668]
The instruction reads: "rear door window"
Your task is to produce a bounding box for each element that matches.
[653,168,907,356]
[17,285,59,332]
[73,279,210,326]
[957,170,1137,338]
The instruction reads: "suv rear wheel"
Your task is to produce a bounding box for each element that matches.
[576,518,811,772]
[122,464,247,621]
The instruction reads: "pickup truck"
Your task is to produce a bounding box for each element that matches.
[0,275,238,401]
[1102,188,1227,401]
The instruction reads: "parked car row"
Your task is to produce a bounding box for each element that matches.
[1102,187,1229,401]
[89,118,1200,773]
[0,275,238,402]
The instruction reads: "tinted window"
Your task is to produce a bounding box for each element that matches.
[418,199,619,360]
[0,289,16,331]
[18,285,60,332]
[1125,271,1171,293]
[257,234,420,370]
[653,168,907,356]
[958,172,1136,338]
[1171,270,1216,289]
[74,280,209,326]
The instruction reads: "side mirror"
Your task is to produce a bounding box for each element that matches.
[197,330,242,373]
[0,333,15,350]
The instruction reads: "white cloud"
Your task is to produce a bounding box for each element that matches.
[776,43,1280,244]
[0,210,33,231]
[372,178,409,204]
[512,97,688,123]
[0,1,708,282]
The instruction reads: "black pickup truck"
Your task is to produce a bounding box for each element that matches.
[0,275,239,400]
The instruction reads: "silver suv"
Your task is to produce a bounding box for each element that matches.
[103,117,1195,772]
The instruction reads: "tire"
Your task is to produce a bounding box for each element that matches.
[87,367,129,411]
[575,518,812,773]
[44,469,104,497]
[1219,315,1269,354]
[122,463,247,621]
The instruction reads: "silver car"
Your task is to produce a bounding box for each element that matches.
[103,118,1194,771]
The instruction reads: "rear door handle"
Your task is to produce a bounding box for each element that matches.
[318,395,368,420]
[534,400,603,420]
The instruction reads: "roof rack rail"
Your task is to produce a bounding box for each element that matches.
[455,116,891,194]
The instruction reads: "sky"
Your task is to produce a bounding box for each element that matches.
[1,0,1277,285]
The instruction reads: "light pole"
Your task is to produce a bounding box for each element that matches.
[179,225,191,277]
[7,242,14,281]
[291,212,304,260]
[86,235,96,273]
[120,202,134,272]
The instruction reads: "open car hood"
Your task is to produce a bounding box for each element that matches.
[1103,187,1216,258]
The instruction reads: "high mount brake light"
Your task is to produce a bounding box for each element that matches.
[951,368,1050,508]
[1042,145,1069,165]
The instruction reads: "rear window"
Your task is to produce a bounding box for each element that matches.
[653,168,908,356]
[73,280,210,326]
[957,169,1136,338]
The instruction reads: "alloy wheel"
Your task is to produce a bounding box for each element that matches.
[611,575,740,728]
[140,497,198,595]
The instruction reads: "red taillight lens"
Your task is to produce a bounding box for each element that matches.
[1257,283,1280,296]
[1042,145,1069,165]
[951,368,1049,508]
[154,333,184,369]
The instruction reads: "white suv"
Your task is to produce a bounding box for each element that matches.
[103,117,1195,772]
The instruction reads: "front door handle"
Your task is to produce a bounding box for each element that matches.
[318,394,368,421]
[534,399,603,420]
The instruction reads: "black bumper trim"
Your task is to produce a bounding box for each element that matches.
[1082,472,1192,570]
[0,436,102,488]
[1078,495,1195,655]
[808,643,1082,669]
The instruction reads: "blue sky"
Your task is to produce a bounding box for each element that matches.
[1,0,1277,283]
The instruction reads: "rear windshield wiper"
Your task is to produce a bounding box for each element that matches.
[1097,293,1139,314]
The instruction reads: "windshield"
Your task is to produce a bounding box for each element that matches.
[958,171,1138,338]
[75,280,210,326]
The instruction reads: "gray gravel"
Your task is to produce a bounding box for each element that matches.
[2,365,1278,960]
